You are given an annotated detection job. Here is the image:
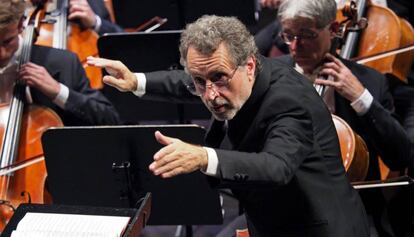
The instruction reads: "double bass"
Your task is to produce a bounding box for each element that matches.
[0,2,63,230]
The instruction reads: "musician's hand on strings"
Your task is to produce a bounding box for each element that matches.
[87,56,138,92]
[149,131,208,178]
[19,62,60,99]
[314,53,365,102]
[69,0,97,29]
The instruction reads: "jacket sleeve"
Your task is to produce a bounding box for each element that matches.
[62,52,121,125]
[143,70,201,103]
[361,70,411,170]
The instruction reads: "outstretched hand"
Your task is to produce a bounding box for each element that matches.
[87,56,137,92]
[149,131,208,178]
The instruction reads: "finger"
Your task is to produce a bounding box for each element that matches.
[87,56,122,72]
[102,75,125,91]
[153,142,177,162]
[68,11,87,21]
[322,61,341,73]
[149,149,177,171]
[319,68,339,80]
[314,78,339,88]
[151,158,184,177]
[154,131,177,146]
[160,166,185,178]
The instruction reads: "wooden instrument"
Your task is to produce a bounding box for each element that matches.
[0,3,63,230]
[36,0,103,89]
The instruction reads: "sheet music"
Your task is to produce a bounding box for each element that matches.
[11,212,130,237]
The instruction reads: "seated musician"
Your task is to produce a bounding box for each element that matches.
[0,0,120,125]
[69,0,123,35]
[89,14,370,237]
[275,0,411,236]
[30,0,123,35]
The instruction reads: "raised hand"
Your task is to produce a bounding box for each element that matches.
[87,56,137,92]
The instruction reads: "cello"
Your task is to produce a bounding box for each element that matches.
[340,0,414,179]
[0,2,63,230]
[35,0,103,89]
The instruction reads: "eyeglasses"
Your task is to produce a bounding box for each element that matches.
[186,66,239,96]
[280,30,320,45]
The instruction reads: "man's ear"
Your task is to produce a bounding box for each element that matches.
[246,55,256,82]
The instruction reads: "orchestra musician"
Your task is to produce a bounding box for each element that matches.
[276,0,411,236]
[0,0,120,126]
[69,0,123,35]
[88,15,370,237]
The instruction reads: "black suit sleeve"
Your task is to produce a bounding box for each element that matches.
[62,51,121,125]
[361,70,411,170]
[143,70,200,103]
[88,0,123,35]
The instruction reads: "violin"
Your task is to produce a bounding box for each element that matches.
[0,2,63,230]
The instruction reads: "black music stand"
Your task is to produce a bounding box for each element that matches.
[2,193,152,237]
[98,31,210,124]
[41,125,223,228]
[111,0,259,30]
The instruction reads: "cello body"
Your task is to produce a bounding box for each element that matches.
[0,3,63,230]
[36,0,103,89]
[332,115,369,182]
[0,104,63,229]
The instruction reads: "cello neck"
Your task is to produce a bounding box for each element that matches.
[0,4,44,170]
[52,0,69,49]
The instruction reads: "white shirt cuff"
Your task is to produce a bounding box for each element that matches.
[350,89,373,115]
[132,73,146,97]
[94,15,102,32]
[202,147,219,177]
[52,83,69,109]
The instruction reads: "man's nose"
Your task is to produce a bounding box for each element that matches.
[0,47,6,60]
[289,38,300,51]
[202,85,218,101]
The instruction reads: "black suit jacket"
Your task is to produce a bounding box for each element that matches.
[30,45,120,125]
[278,55,411,176]
[87,0,123,35]
[144,56,369,237]
[278,55,411,236]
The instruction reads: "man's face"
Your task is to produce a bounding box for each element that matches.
[186,43,256,121]
[0,22,20,68]
[281,17,332,73]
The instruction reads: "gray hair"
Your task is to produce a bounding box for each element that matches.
[0,0,26,31]
[179,15,260,73]
[277,0,337,29]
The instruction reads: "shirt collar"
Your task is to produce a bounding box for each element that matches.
[294,63,322,83]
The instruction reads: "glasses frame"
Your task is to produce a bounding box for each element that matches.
[187,66,239,96]
[280,26,328,45]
